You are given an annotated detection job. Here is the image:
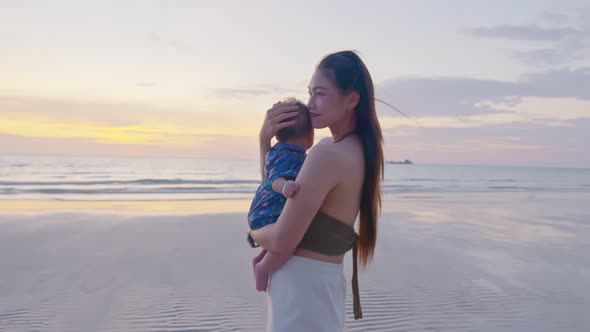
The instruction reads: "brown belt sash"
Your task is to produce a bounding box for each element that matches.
[352,244,362,320]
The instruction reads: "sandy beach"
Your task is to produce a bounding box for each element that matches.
[1,193,589,331]
[2,0,590,329]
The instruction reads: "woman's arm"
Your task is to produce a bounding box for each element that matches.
[251,145,340,252]
[259,140,271,181]
[258,101,299,180]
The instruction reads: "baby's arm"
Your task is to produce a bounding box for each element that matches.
[271,177,299,198]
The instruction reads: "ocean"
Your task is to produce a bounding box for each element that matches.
[1,155,589,202]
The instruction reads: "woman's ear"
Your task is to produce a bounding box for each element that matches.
[346,91,360,111]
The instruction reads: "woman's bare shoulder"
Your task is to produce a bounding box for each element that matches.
[307,140,354,166]
[316,137,333,145]
[306,143,340,166]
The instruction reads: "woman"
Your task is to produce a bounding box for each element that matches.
[250,50,383,331]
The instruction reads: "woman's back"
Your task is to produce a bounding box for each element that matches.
[295,134,364,264]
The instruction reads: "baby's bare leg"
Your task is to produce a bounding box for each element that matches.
[253,251,293,292]
[252,248,267,270]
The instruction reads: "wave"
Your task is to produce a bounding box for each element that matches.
[488,186,538,190]
[2,179,589,197]
[2,187,258,195]
[399,178,450,182]
[397,178,518,183]
[487,179,517,182]
[385,185,588,193]
[0,179,260,186]
[3,185,589,196]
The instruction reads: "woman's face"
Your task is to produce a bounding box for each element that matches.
[307,70,348,129]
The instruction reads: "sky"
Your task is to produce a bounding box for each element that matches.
[1,0,589,167]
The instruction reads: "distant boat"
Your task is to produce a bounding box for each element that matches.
[386,159,413,165]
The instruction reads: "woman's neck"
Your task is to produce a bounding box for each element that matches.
[330,116,357,143]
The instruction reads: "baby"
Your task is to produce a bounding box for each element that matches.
[247,98,313,291]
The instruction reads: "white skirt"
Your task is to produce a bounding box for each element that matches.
[266,255,346,332]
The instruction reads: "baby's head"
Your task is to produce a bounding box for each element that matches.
[276,98,314,149]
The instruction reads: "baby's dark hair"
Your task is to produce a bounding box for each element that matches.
[275,98,312,142]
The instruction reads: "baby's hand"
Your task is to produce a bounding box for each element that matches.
[282,180,299,198]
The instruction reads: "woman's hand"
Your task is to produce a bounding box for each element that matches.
[259,101,300,144]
